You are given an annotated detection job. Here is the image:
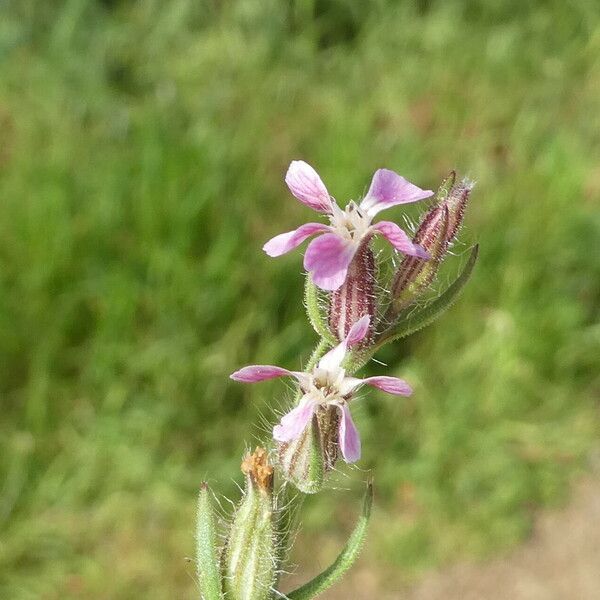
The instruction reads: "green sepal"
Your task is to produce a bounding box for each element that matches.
[284,482,373,600]
[304,277,336,345]
[196,483,224,600]
[434,170,456,201]
[277,414,325,494]
[348,245,478,372]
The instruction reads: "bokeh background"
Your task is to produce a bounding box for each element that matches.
[1,1,599,598]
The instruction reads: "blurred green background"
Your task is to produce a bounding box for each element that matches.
[0,1,599,598]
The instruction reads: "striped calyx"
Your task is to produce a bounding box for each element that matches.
[329,240,376,344]
[390,172,472,314]
[390,205,450,312]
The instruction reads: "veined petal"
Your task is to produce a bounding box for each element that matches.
[362,376,413,396]
[346,315,371,347]
[338,404,361,463]
[338,376,364,396]
[317,339,347,372]
[318,315,371,372]
[285,160,333,213]
[304,233,357,291]
[372,221,429,259]
[263,223,330,257]
[230,365,293,383]
[273,396,316,443]
[360,169,433,216]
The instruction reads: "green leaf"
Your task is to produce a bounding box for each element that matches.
[381,244,479,346]
[347,245,478,372]
[304,277,336,345]
[196,483,224,600]
[284,482,373,600]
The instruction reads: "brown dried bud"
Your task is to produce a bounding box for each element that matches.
[241,447,274,494]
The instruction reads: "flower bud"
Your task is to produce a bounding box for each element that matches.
[445,178,473,242]
[329,240,376,344]
[222,448,277,600]
[196,483,224,600]
[390,173,473,313]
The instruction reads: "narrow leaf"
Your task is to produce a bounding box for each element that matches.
[196,483,224,600]
[284,482,373,600]
[381,244,478,343]
[347,245,478,373]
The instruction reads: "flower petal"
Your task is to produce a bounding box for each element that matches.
[285,160,333,213]
[371,221,429,258]
[304,233,357,291]
[273,396,316,443]
[338,376,364,396]
[317,339,347,372]
[230,365,293,383]
[360,169,433,216]
[338,404,361,463]
[317,315,371,372]
[362,376,413,396]
[346,315,371,347]
[263,223,330,257]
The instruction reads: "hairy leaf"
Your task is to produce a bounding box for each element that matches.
[283,482,373,600]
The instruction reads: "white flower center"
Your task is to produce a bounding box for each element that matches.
[329,201,372,242]
[307,366,348,406]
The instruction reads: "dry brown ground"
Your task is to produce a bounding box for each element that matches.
[285,477,600,600]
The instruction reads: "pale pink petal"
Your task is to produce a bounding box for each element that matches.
[338,404,361,463]
[273,396,316,443]
[316,314,370,373]
[263,223,330,257]
[230,365,292,383]
[371,221,429,258]
[360,169,433,216]
[362,376,413,396]
[346,315,371,347]
[304,233,357,291]
[338,376,364,396]
[285,160,333,213]
[317,339,347,372]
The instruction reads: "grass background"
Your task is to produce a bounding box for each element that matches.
[0,1,599,597]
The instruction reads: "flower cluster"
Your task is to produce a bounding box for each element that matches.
[198,159,476,600]
[231,315,412,463]
[229,160,473,491]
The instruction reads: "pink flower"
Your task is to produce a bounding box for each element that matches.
[263,161,434,291]
[230,316,412,463]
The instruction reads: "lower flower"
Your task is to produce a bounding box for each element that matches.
[231,315,412,483]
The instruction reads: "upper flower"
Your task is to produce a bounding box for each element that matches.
[263,161,434,291]
[230,316,412,463]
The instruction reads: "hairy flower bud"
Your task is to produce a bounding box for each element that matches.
[445,178,472,243]
[329,240,377,344]
[222,448,277,600]
[390,173,473,314]
[196,483,224,600]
